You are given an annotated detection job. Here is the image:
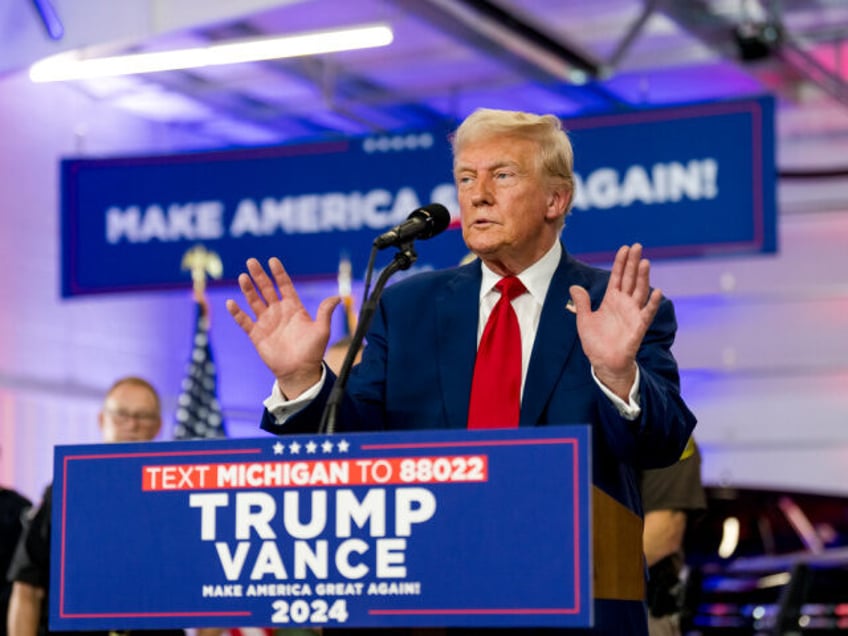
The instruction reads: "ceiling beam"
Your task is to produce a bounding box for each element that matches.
[385,0,628,110]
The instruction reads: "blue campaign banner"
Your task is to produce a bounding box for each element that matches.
[50,426,592,630]
[563,97,777,261]
[61,96,776,297]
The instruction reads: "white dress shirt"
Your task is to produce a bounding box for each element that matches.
[476,241,640,418]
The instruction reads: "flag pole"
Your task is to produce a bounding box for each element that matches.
[181,244,223,318]
[337,251,357,336]
[175,245,227,440]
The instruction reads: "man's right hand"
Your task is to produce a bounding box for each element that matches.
[226,257,340,399]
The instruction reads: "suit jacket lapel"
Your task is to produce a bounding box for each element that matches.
[435,263,481,428]
[520,248,583,425]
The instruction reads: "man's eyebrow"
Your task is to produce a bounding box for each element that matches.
[455,159,519,173]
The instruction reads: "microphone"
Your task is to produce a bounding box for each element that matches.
[373,203,451,249]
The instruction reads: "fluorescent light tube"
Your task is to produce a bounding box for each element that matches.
[30,23,393,82]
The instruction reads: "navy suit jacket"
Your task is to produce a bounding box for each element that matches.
[261,245,697,634]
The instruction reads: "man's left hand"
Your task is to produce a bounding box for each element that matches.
[569,243,662,401]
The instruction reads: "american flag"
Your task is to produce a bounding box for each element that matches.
[173,299,227,440]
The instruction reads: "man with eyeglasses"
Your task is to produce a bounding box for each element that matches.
[6,377,182,636]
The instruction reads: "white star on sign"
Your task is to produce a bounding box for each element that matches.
[321,440,334,453]
[289,441,301,454]
[305,441,317,454]
[272,441,285,455]
[337,439,350,453]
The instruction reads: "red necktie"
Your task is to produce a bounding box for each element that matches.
[468,276,526,429]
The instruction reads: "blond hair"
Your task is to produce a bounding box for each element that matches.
[451,108,575,214]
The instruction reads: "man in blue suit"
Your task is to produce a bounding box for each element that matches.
[228,108,697,634]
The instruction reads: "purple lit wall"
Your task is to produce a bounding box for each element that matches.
[0,71,229,500]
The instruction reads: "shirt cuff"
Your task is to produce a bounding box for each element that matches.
[262,365,327,424]
[591,365,641,421]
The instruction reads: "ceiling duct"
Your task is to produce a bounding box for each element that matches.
[390,0,603,85]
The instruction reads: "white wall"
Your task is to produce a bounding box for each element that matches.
[0,71,228,501]
[653,210,848,497]
[1,62,847,505]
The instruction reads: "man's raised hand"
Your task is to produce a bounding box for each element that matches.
[568,243,662,400]
[226,257,340,398]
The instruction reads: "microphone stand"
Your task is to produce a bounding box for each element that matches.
[318,241,417,434]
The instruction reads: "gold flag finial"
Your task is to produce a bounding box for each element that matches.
[181,245,223,296]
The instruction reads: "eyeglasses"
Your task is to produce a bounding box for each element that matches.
[104,408,160,426]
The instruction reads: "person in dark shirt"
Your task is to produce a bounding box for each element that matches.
[6,377,182,636]
[1,484,31,636]
[641,438,707,636]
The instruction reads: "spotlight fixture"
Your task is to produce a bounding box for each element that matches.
[733,20,782,62]
[30,23,393,83]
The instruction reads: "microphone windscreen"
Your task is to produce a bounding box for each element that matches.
[417,203,451,239]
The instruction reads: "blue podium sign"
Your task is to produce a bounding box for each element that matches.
[50,426,592,630]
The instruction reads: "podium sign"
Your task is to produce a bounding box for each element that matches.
[50,426,592,630]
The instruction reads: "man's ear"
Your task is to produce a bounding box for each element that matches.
[546,187,571,220]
